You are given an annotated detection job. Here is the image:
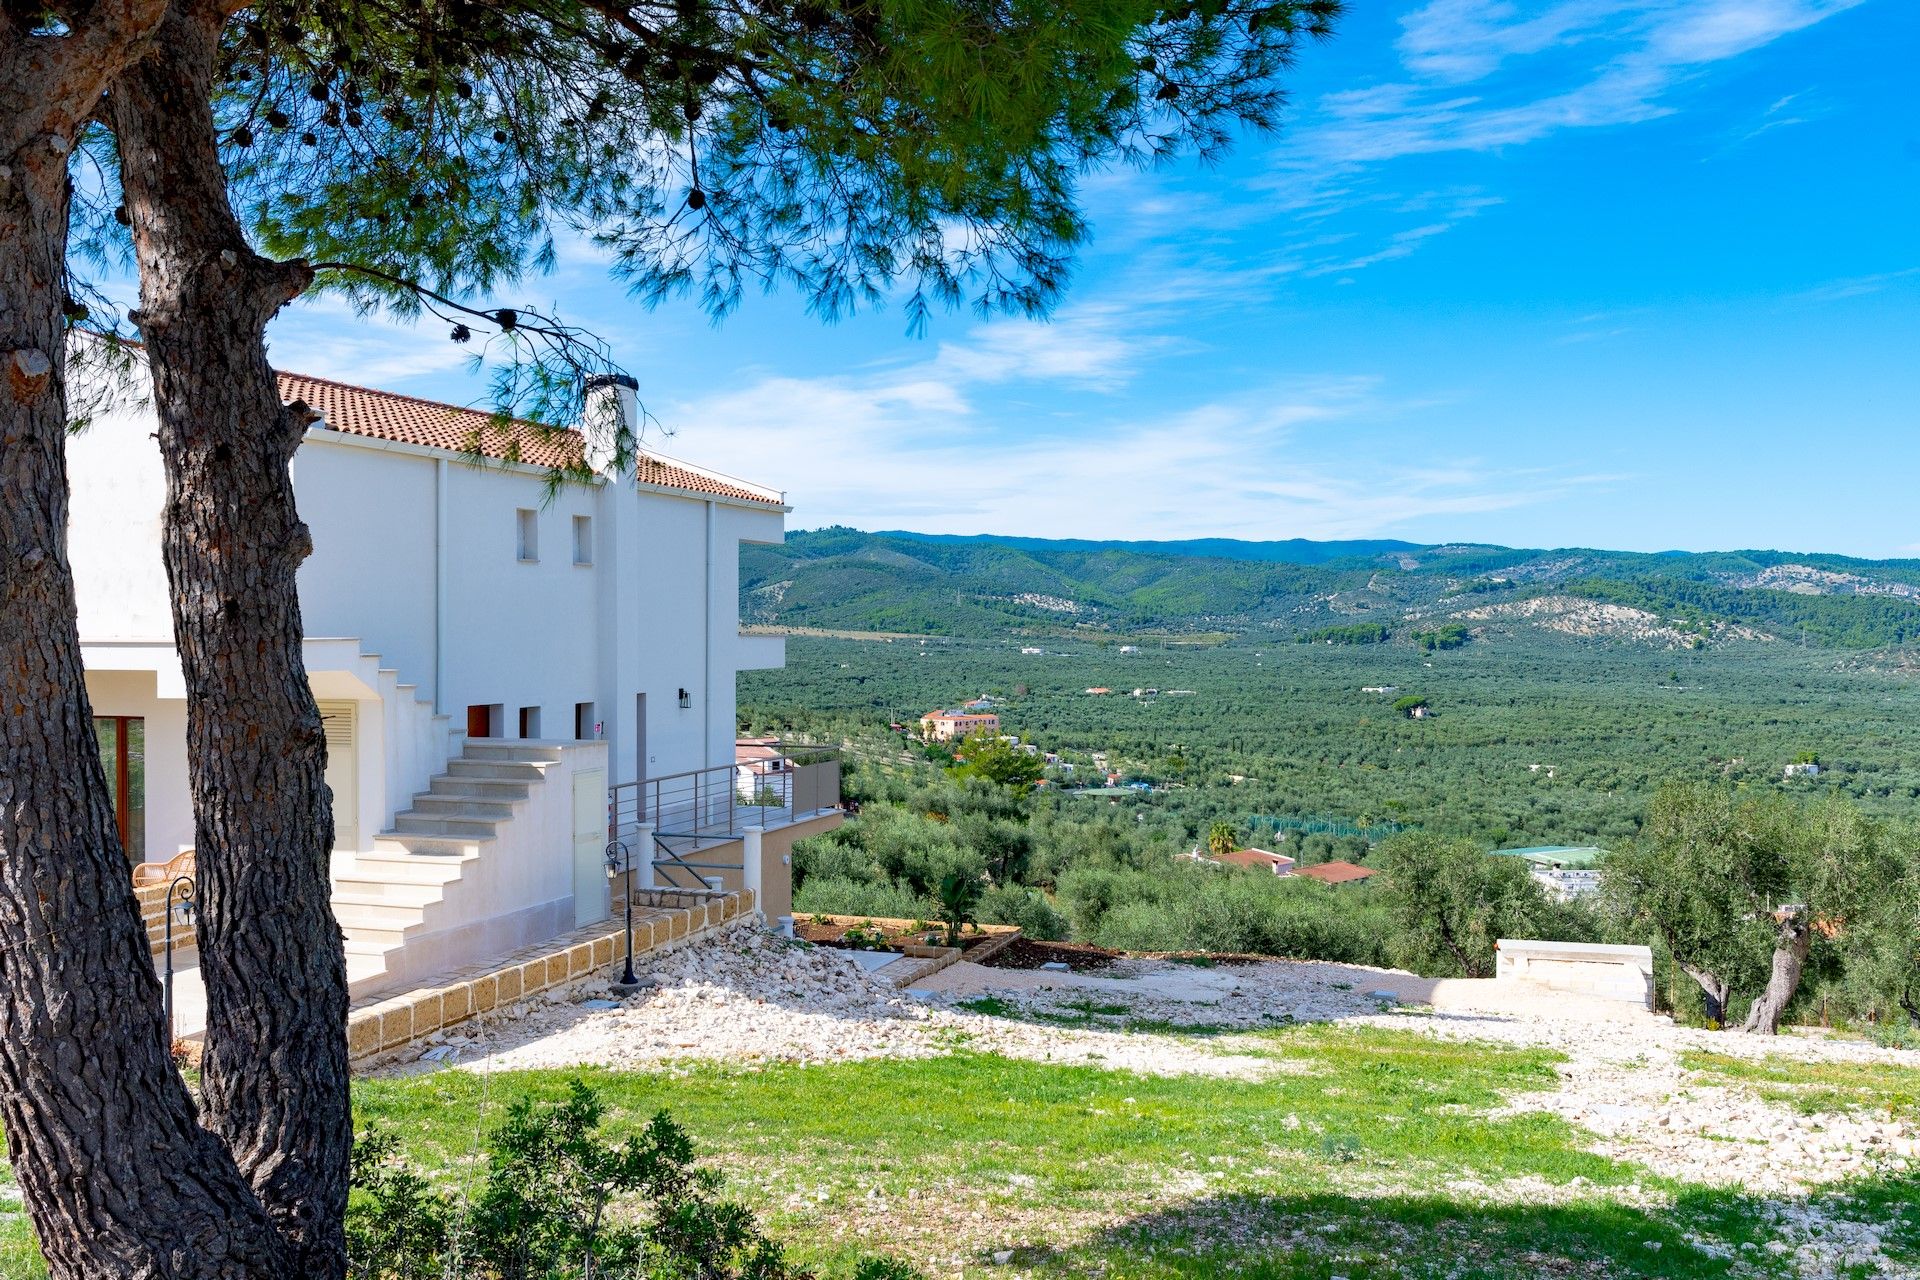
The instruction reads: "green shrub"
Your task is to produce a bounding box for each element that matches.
[976,883,1069,941]
[349,1080,914,1280]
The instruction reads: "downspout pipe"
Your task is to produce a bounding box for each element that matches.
[434,455,449,715]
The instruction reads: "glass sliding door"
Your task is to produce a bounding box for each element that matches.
[92,716,146,862]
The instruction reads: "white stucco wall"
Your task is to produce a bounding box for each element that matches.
[68,381,787,853]
[82,669,192,859]
[295,439,439,692]
[68,402,174,642]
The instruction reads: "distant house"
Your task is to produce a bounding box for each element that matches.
[1119,645,1141,654]
[1294,860,1378,886]
[1020,646,1044,655]
[1784,762,1821,778]
[1409,704,1431,719]
[735,736,791,791]
[963,696,998,711]
[920,709,1001,742]
[1085,687,1112,695]
[1191,846,1296,876]
[1361,685,1398,695]
[1492,845,1606,901]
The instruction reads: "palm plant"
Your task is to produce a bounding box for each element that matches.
[936,873,983,948]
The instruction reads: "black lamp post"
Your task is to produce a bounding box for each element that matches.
[605,839,641,992]
[163,874,195,1042]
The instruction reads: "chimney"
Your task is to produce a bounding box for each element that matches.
[581,373,639,476]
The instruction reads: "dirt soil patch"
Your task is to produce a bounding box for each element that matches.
[981,937,1122,972]
[795,915,1008,958]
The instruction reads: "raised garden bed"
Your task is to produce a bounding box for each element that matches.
[796,914,1018,962]
[980,938,1123,973]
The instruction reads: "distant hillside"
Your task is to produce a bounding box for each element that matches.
[872,530,1432,566]
[741,527,1920,650]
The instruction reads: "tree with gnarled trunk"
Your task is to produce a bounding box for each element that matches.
[1,8,310,1279]
[1739,795,1887,1035]
[1606,783,1886,1035]
[5,0,1343,1272]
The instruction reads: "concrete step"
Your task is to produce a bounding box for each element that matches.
[331,894,430,926]
[337,913,411,948]
[364,838,482,865]
[462,742,565,764]
[446,758,549,782]
[343,934,403,959]
[393,813,501,838]
[346,952,392,991]
[428,774,532,801]
[332,870,447,900]
[408,794,517,821]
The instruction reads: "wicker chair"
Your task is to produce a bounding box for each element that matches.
[131,849,195,889]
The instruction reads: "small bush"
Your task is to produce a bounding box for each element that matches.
[349,1080,913,1280]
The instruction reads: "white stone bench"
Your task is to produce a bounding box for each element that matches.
[1496,939,1654,1009]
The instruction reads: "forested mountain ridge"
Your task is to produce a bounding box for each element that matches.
[741,527,1920,649]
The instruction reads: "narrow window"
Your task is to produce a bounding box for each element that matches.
[92,716,145,861]
[574,701,597,740]
[516,508,539,562]
[518,706,542,739]
[572,515,593,566]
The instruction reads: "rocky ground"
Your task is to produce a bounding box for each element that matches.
[376,919,1920,1279]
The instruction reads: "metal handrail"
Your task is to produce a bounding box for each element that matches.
[607,741,842,850]
[650,830,723,891]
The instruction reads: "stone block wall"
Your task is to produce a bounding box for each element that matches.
[1496,938,1654,1008]
[346,887,753,1063]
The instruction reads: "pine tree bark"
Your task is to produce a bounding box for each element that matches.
[0,17,297,1278]
[108,9,351,1277]
[1741,913,1812,1035]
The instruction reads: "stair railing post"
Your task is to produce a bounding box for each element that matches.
[742,826,764,916]
[635,821,656,891]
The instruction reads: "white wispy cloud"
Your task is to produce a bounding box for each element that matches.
[1266,0,1865,255]
[664,314,1612,539]
[270,295,478,389]
[1795,267,1920,302]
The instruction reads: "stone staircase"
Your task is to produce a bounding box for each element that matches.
[332,741,566,994]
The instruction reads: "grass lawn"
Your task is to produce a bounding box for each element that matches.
[2,1025,1915,1278]
[1680,1049,1920,1122]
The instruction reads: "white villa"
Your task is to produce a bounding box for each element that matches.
[69,363,841,994]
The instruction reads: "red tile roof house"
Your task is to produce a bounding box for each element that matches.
[920,710,1001,742]
[68,360,844,996]
[1294,860,1379,886]
[1190,847,1298,875]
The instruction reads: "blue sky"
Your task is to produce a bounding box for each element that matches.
[268,0,1919,558]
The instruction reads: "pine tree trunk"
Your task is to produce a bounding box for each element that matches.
[109,11,351,1276]
[1741,915,1812,1036]
[0,73,291,1279]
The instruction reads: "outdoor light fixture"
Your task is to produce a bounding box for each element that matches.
[604,839,642,992]
[163,875,196,1042]
[677,687,691,709]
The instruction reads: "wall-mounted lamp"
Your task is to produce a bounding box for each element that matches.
[677,688,692,709]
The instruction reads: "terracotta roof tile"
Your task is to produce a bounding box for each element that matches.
[1211,848,1294,870]
[1294,860,1378,884]
[276,370,781,506]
